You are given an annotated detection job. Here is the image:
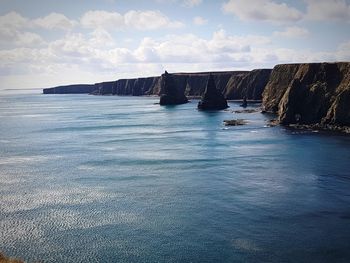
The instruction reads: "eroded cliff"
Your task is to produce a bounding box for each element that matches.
[43,70,268,100]
[263,62,350,126]
[225,69,272,100]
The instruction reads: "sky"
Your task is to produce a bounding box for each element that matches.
[0,0,350,89]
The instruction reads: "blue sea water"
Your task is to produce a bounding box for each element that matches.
[1,92,350,262]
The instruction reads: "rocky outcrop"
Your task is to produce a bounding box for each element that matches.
[197,74,228,110]
[159,71,188,105]
[262,62,350,126]
[224,69,272,100]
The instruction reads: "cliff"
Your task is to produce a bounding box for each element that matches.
[262,62,350,126]
[225,69,272,100]
[43,71,266,99]
[43,84,97,94]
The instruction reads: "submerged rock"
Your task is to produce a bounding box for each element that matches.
[233,108,260,114]
[240,97,248,108]
[159,71,188,105]
[223,119,247,126]
[198,74,228,110]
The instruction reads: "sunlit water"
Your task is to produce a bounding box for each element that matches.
[1,92,350,262]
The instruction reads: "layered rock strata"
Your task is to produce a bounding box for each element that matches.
[43,70,266,99]
[262,62,350,126]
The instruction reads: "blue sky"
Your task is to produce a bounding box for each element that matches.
[0,0,350,89]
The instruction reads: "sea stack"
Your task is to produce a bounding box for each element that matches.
[197,74,228,110]
[159,71,188,105]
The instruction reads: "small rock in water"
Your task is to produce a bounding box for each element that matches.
[233,108,259,114]
[223,119,247,126]
[266,119,279,127]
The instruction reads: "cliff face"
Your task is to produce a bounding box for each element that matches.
[225,69,272,100]
[180,71,244,97]
[43,71,266,99]
[263,62,350,125]
[112,77,161,96]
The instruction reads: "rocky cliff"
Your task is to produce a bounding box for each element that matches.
[198,74,228,110]
[262,62,350,126]
[159,71,188,105]
[43,84,97,94]
[42,62,350,129]
[224,69,272,100]
[43,70,268,99]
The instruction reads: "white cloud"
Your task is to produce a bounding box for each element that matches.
[336,40,350,60]
[125,10,184,30]
[89,28,115,48]
[14,32,46,46]
[33,13,76,30]
[0,11,75,31]
[0,29,269,78]
[0,28,45,47]
[81,10,184,30]
[305,0,350,21]
[80,10,124,29]
[1,19,349,90]
[193,16,208,25]
[183,0,202,7]
[222,0,303,23]
[0,12,28,30]
[274,26,309,38]
[133,29,270,64]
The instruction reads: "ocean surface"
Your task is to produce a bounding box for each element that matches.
[1,92,350,263]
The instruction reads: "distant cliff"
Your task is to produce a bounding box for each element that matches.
[43,70,271,100]
[262,62,350,126]
[43,84,97,94]
[42,62,350,128]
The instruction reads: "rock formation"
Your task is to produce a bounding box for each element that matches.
[159,71,188,105]
[262,62,350,126]
[223,119,247,126]
[197,74,228,110]
[42,71,257,98]
[42,62,350,129]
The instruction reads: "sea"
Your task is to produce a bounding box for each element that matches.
[1,91,350,263]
